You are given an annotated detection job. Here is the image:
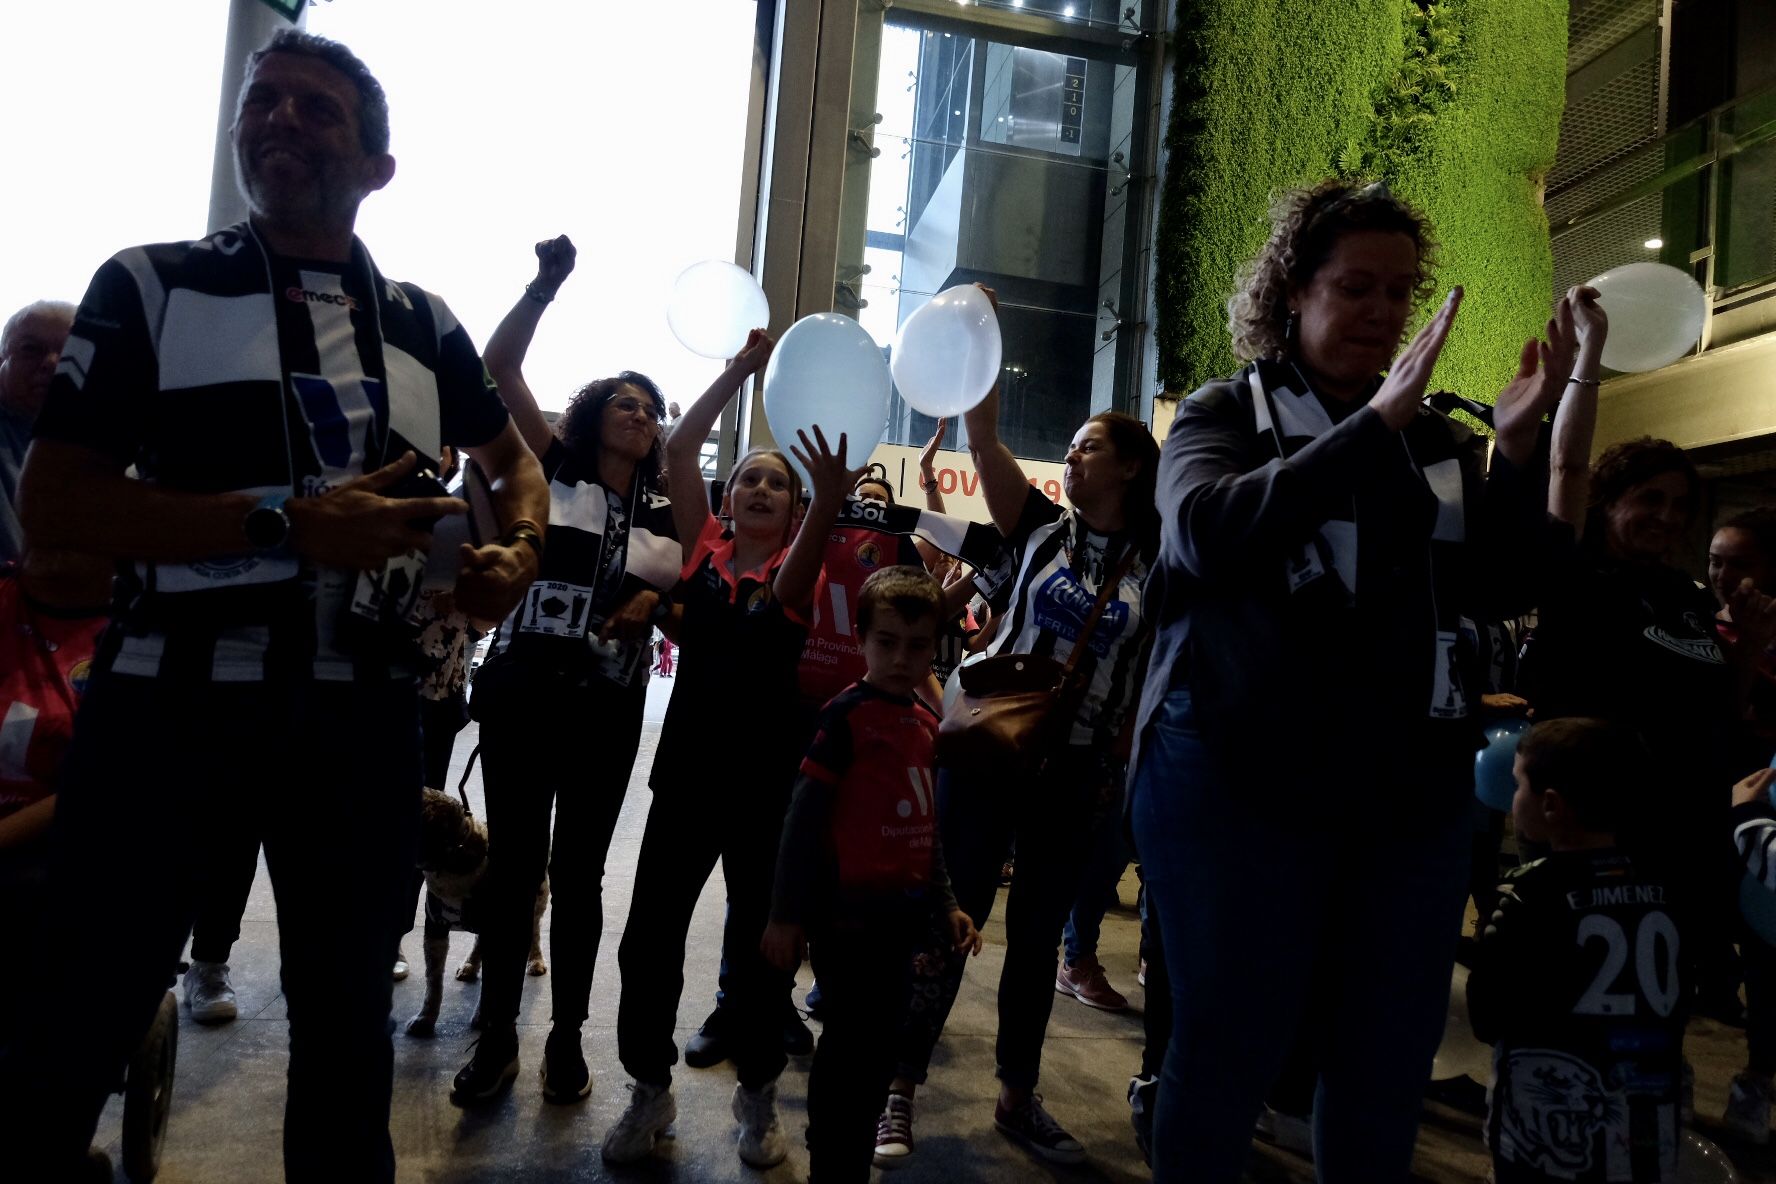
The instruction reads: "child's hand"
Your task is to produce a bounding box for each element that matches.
[948,909,983,956]
[919,417,950,476]
[760,921,806,972]
[1733,767,1776,808]
[790,425,871,507]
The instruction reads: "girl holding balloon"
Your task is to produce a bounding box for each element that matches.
[604,329,869,1170]
[876,289,1161,1167]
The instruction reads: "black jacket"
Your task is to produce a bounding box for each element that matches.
[1129,361,1548,815]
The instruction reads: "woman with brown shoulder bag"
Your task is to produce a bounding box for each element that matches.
[873,286,1159,1168]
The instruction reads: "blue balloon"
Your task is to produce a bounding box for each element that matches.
[761,313,891,487]
[1474,718,1531,813]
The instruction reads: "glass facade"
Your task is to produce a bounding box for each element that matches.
[840,3,1152,462]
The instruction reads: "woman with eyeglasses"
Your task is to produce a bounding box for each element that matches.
[1128,181,1574,1180]
[451,236,684,1107]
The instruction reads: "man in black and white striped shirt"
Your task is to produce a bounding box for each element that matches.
[1,31,547,1182]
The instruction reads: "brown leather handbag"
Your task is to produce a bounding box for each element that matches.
[936,549,1136,778]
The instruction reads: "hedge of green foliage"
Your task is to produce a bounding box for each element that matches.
[1156,0,1567,407]
[1154,0,1401,391]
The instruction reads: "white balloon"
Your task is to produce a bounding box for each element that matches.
[890,285,1004,417]
[1677,1130,1740,1184]
[1430,963,1493,1082]
[666,260,771,359]
[1588,261,1707,374]
[762,313,891,486]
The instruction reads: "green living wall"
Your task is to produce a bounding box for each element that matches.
[1155,0,1568,406]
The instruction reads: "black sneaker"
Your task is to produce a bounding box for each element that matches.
[451,1032,519,1105]
[541,1027,592,1103]
[683,1006,731,1069]
[995,1093,1085,1164]
[782,1010,814,1056]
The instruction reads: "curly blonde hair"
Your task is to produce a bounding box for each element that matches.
[1226,180,1438,363]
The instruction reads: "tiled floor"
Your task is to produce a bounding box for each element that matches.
[86,714,1776,1182]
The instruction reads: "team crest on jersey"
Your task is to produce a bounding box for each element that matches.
[1494,1049,1618,1177]
[67,659,92,699]
[191,556,264,582]
[855,541,883,570]
[1642,620,1724,665]
[746,586,772,615]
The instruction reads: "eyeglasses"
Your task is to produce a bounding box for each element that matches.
[607,396,665,423]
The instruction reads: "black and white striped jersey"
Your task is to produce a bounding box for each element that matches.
[483,438,678,688]
[34,223,510,682]
[977,485,1150,748]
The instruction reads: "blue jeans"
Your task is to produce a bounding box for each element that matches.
[1130,688,1469,1184]
[1062,810,1131,965]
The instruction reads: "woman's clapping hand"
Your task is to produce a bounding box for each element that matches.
[1370,288,1463,431]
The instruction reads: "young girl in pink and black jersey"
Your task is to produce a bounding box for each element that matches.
[604,330,867,1170]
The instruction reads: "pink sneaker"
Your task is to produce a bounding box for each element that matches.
[1055,956,1129,1011]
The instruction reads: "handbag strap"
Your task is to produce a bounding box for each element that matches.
[1059,543,1140,680]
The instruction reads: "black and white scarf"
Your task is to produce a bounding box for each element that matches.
[1248,360,1471,720]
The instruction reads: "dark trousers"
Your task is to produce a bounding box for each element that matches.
[1129,688,1470,1184]
[894,747,1101,1090]
[188,826,261,964]
[710,707,821,1017]
[0,839,51,1059]
[419,692,468,790]
[616,776,790,1090]
[0,673,421,1183]
[477,678,644,1033]
[709,909,802,1019]
[807,907,923,1184]
[1747,934,1776,1076]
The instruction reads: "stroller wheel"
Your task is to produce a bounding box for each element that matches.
[121,990,179,1181]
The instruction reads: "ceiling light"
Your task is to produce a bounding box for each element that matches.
[1644,237,1663,249]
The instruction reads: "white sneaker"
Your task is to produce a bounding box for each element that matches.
[1254,1105,1314,1158]
[392,946,409,982]
[1724,1071,1773,1146]
[732,1081,789,1168]
[601,1081,676,1164]
[874,1092,916,1166]
[183,960,238,1024]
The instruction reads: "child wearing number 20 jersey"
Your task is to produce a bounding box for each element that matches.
[1468,719,1685,1184]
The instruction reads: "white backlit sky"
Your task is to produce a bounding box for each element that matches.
[1,0,757,412]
